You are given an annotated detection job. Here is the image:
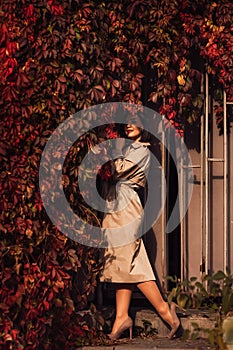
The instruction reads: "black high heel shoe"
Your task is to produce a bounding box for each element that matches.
[108,317,133,341]
[168,302,184,339]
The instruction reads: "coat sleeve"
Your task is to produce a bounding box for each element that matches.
[112,157,147,188]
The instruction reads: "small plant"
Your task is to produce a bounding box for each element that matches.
[206,268,233,316]
[134,319,158,338]
[166,269,233,315]
[166,269,233,349]
[166,275,209,309]
[191,315,226,350]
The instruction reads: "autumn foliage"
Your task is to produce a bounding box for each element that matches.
[0,0,232,348]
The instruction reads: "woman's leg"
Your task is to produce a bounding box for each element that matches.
[111,284,134,334]
[137,280,177,329]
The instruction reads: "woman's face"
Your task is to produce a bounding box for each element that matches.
[124,124,142,141]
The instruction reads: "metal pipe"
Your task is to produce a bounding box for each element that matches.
[200,73,205,279]
[161,116,166,289]
[205,72,209,276]
[200,107,205,277]
[180,138,184,281]
[223,90,228,272]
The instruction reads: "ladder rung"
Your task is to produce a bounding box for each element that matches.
[207,158,224,162]
[182,165,201,169]
[226,102,233,105]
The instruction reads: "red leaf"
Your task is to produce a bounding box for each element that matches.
[11,329,19,340]
[48,291,54,301]
[43,300,50,311]
[94,85,105,93]
[112,80,120,88]
[58,75,67,83]
[51,267,56,280]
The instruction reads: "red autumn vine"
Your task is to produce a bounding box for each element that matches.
[0,0,232,348]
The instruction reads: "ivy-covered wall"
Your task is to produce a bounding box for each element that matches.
[0,0,232,348]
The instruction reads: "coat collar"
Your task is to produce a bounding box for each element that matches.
[130,141,150,148]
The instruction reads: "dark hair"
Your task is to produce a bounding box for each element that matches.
[116,123,152,143]
[140,129,152,143]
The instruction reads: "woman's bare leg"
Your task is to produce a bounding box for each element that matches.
[111,284,134,334]
[137,280,175,328]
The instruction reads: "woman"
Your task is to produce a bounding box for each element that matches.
[99,121,183,341]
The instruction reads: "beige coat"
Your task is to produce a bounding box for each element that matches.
[99,141,155,283]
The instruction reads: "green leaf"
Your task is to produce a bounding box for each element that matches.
[177,293,190,309]
[222,291,233,315]
[213,271,226,280]
[190,277,197,282]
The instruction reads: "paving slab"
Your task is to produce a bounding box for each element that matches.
[80,336,213,349]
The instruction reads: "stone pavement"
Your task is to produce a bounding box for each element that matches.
[81,336,214,350]
[134,308,216,338]
[81,308,217,350]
